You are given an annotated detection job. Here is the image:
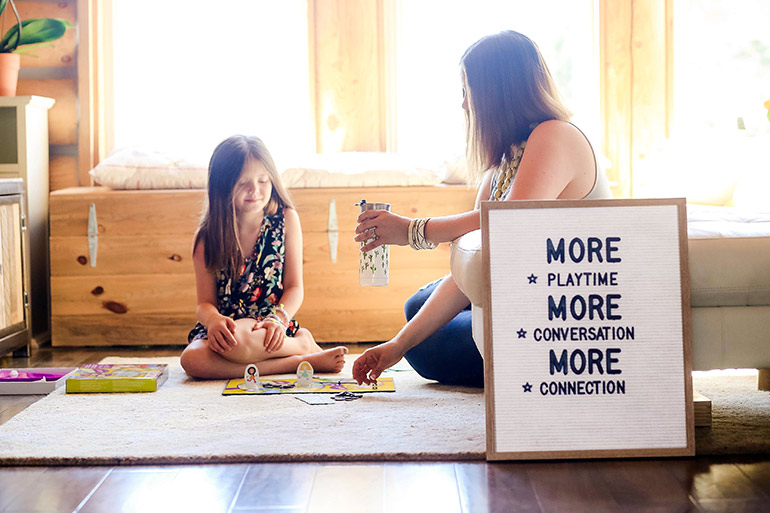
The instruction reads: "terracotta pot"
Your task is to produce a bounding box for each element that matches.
[0,53,21,96]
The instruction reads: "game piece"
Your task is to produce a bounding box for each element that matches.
[296,361,314,388]
[332,391,363,401]
[0,367,78,395]
[244,364,259,391]
[262,381,294,389]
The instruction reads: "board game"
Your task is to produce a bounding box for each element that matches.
[0,367,78,395]
[66,364,169,393]
[223,377,395,395]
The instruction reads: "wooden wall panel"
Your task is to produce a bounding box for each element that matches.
[15,78,77,145]
[600,0,632,198]
[630,1,669,195]
[15,1,77,68]
[600,0,671,198]
[310,0,386,152]
[49,155,79,191]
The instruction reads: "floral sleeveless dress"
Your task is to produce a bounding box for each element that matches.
[188,207,300,343]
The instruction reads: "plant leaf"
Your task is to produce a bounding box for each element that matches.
[1,18,70,52]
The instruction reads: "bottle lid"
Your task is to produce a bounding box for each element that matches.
[356,199,391,212]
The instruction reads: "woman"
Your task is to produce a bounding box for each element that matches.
[352,31,612,387]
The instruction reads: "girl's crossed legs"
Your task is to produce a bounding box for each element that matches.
[181,318,347,379]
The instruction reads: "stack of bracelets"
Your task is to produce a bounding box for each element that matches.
[408,217,437,250]
[264,304,290,329]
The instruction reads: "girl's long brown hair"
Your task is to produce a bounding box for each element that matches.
[462,30,571,178]
[194,135,294,280]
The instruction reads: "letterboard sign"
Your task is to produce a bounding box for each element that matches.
[482,199,694,460]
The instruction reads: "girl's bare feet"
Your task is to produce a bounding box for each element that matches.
[302,346,348,373]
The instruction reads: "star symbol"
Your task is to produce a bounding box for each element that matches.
[517,328,527,339]
[527,273,538,284]
[522,382,533,392]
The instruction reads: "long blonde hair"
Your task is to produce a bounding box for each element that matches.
[461,30,571,177]
[195,135,294,279]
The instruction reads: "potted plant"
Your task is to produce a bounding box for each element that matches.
[0,0,71,96]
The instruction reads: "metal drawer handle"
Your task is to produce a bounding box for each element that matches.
[328,199,338,263]
[88,203,98,267]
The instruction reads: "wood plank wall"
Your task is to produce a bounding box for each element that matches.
[13,0,79,191]
[309,0,395,153]
[11,1,671,196]
[600,0,672,198]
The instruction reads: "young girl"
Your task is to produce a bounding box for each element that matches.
[180,135,347,379]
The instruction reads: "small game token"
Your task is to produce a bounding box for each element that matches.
[332,391,363,401]
[296,361,314,388]
[244,364,259,391]
[262,381,294,389]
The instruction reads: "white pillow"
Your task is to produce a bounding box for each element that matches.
[280,152,445,188]
[89,147,207,190]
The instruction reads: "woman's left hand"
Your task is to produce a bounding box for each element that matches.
[253,320,285,353]
[354,210,411,252]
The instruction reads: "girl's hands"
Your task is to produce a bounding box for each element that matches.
[206,315,237,353]
[352,340,406,385]
[354,210,410,252]
[253,320,286,353]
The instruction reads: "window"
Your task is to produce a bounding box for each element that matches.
[110,0,313,166]
[394,1,599,162]
[645,0,770,207]
[673,0,770,137]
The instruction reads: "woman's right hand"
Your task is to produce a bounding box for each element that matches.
[206,315,237,353]
[354,210,410,252]
[352,340,406,385]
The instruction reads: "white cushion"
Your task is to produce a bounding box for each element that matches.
[89,148,207,190]
[280,152,445,188]
[687,205,770,307]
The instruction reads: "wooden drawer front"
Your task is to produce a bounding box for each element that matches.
[50,188,205,237]
[299,240,453,341]
[291,185,476,233]
[51,275,196,316]
[50,188,202,346]
[50,235,193,275]
[50,274,197,347]
[52,314,195,347]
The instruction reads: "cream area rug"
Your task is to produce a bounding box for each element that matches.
[0,356,486,465]
[0,358,767,465]
[692,370,770,455]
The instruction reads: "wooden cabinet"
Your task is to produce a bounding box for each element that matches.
[0,179,31,357]
[0,96,55,344]
[49,185,477,345]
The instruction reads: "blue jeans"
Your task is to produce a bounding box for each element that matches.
[403,279,484,387]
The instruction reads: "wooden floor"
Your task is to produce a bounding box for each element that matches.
[1,345,770,513]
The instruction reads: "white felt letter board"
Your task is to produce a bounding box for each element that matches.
[482,199,694,460]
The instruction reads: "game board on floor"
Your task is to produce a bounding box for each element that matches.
[222,377,395,395]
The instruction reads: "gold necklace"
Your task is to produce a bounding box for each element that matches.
[492,142,526,200]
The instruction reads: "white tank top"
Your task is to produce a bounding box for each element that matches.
[489,122,613,201]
